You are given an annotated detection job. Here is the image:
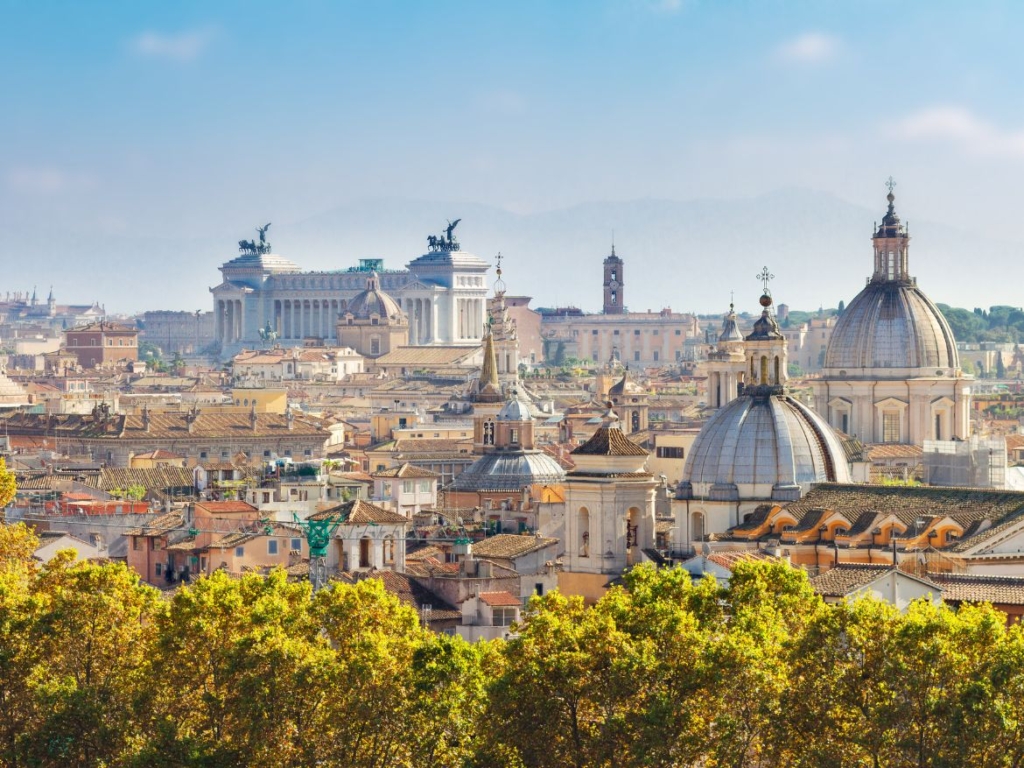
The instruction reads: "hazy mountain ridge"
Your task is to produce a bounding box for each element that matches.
[3,189,1018,315]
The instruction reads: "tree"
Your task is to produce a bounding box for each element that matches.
[0,458,17,517]
[17,555,159,766]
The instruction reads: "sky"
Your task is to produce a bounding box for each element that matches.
[3,0,1024,312]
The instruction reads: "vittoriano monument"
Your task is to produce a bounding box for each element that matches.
[427,218,461,252]
[238,223,273,256]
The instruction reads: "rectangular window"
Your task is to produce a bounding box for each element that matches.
[592,329,598,335]
[656,446,685,459]
[402,480,413,494]
[883,411,900,443]
[634,351,640,361]
[653,351,659,362]
[613,330,620,335]
[291,538,302,551]
[675,350,682,361]
[235,546,245,557]
[675,330,681,336]
[155,563,162,576]
[419,480,431,492]
[268,540,278,555]
[493,607,517,626]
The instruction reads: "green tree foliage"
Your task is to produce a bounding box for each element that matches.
[5,537,1024,766]
[939,303,1024,344]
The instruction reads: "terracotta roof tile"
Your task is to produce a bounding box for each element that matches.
[309,498,409,525]
[478,591,522,607]
[371,463,439,480]
[469,534,560,560]
[929,572,1024,606]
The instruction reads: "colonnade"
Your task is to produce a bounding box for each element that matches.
[272,299,346,341]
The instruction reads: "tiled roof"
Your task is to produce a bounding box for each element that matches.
[124,512,184,537]
[785,484,1024,530]
[810,564,898,596]
[478,591,522,607]
[373,346,480,366]
[867,443,924,460]
[309,498,409,525]
[928,572,1024,606]
[705,550,780,571]
[469,534,560,560]
[90,467,196,498]
[371,463,439,479]
[355,570,461,621]
[572,426,650,457]
[0,411,330,440]
[406,544,446,561]
[195,501,259,515]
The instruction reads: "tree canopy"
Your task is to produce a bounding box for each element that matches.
[0,537,1023,767]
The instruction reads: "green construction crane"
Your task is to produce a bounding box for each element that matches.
[293,512,345,592]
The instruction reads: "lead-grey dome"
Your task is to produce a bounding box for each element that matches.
[824,282,958,371]
[450,451,565,492]
[346,273,404,321]
[681,392,850,500]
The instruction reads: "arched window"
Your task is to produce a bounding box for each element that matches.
[383,536,395,565]
[631,411,640,433]
[774,356,780,384]
[760,355,769,383]
[483,421,495,446]
[578,507,590,557]
[691,511,705,542]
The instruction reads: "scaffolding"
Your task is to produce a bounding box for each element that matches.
[923,437,1007,488]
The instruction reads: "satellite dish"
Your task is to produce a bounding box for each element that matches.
[701,542,712,556]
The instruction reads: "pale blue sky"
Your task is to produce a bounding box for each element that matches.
[2,1,1023,310]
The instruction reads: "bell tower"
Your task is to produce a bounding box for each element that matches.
[603,245,624,315]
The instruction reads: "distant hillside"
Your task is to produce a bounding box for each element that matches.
[4,189,1022,316]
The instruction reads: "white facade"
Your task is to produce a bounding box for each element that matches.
[211,243,490,357]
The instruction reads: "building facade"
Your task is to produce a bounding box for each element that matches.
[64,321,139,368]
[209,226,490,357]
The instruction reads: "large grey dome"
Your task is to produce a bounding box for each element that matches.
[824,281,958,371]
[681,392,850,499]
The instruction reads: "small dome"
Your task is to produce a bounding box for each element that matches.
[824,282,958,371]
[497,395,532,422]
[347,273,404,321]
[682,392,850,498]
[451,451,565,492]
[608,373,645,396]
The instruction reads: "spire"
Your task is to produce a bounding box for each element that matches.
[47,286,54,302]
[493,252,506,297]
[477,331,502,402]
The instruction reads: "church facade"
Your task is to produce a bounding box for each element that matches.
[209,223,490,358]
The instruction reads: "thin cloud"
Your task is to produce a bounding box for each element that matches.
[129,27,217,62]
[774,32,841,64]
[5,167,95,195]
[890,106,1024,159]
